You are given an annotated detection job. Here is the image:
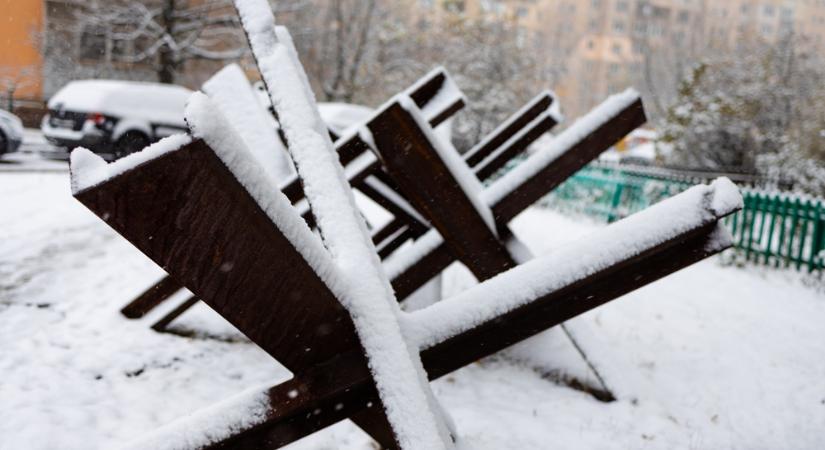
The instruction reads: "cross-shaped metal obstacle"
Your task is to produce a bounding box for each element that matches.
[119,66,561,332]
[69,1,743,448]
[117,65,468,325]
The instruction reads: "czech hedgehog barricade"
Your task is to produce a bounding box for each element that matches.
[120,65,561,332]
[68,0,743,448]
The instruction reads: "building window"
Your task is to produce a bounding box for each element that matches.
[111,38,131,59]
[609,63,620,74]
[763,5,775,17]
[613,20,625,32]
[444,0,465,13]
[616,0,629,12]
[612,43,622,54]
[80,25,106,61]
[678,10,690,23]
[589,18,599,31]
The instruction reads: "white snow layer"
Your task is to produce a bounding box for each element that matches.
[465,90,561,163]
[384,228,445,280]
[234,2,454,448]
[415,67,467,123]
[483,89,640,206]
[69,134,192,194]
[403,178,742,350]
[120,385,272,450]
[184,92,346,300]
[202,63,295,181]
[473,111,557,174]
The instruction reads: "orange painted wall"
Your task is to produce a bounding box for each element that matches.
[0,0,44,100]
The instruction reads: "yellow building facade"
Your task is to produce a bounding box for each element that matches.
[0,0,44,101]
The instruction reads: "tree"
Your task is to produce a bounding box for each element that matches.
[289,0,379,103]
[658,35,825,194]
[426,17,538,152]
[0,66,38,112]
[284,3,538,152]
[73,0,248,84]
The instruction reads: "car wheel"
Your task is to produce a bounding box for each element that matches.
[114,131,150,159]
[0,131,7,156]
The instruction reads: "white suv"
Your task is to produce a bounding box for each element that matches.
[42,80,192,160]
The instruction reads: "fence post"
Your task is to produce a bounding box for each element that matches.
[811,201,825,272]
[795,199,812,272]
[763,195,778,266]
[775,197,787,268]
[608,182,624,223]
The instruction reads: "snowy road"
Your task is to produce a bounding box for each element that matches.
[0,129,68,173]
[1,172,824,449]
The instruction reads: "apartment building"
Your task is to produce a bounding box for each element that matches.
[421,0,825,116]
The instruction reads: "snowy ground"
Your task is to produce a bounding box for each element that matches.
[1,170,824,450]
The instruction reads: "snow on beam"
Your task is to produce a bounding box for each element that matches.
[484,89,646,223]
[368,99,516,281]
[202,63,295,182]
[405,178,743,350]
[472,109,558,181]
[277,67,466,206]
[464,90,560,169]
[403,66,467,127]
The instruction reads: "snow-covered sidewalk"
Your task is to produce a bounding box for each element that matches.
[1,172,823,449]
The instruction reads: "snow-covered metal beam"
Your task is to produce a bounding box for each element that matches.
[369,99,518,280]
[464,90,560,174]
[387,91,646,299]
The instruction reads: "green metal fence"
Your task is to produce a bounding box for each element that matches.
[539,165,825,272]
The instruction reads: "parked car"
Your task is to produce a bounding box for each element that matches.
[0,108,24,157]
[251,81,373,139]
[42,80,192,160]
